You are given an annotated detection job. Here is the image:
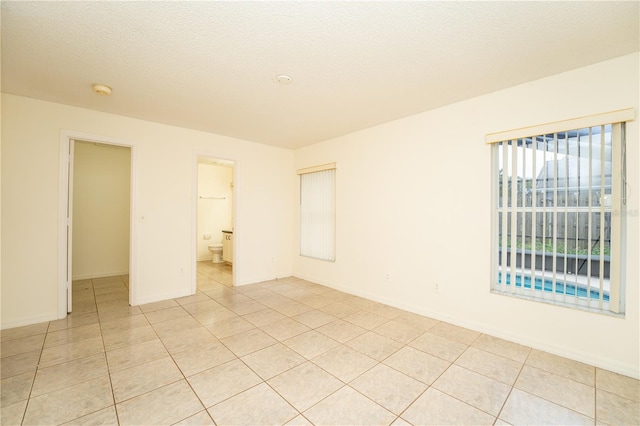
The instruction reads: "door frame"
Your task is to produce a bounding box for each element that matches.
[58,130,137,318]
[192,151,237,293]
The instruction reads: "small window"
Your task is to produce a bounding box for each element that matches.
[489,113,630,315]
[299,164,336,262]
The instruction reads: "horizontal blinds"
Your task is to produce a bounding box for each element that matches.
[486,108,634,144]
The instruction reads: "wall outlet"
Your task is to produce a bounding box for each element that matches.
[203,234,211,240]
[434,282,440,293]
[386,273,390,281]
[179,267,184,276]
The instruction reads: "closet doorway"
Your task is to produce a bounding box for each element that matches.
[71,141,131,312]
[59,133,135,318]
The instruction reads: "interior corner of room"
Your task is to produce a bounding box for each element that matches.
[1,2,638,381]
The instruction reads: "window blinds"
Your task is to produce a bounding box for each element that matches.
[490,112,631,314]
[299,164,336,262]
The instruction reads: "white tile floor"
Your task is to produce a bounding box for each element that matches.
[1,261,638,425]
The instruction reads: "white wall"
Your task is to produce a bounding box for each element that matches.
[1,94,294,328]
[72,141,131,279]
[196,163,233,261]
[293,53,640,378]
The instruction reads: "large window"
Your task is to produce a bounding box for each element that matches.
[299,163,336,262]
[489,111,632,314]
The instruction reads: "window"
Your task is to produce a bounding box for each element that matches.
[299,163,336,262]
[489,110,633,314]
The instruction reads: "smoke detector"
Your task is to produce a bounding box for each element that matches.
[92,84,112,96]
[276,75,292,85]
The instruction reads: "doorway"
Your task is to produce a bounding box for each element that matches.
[195,156,235,291]
[58,133,135,318]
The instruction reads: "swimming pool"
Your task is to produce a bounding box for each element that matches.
[497,272,609,302]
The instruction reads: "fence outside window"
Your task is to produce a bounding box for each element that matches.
[488,110,632,314]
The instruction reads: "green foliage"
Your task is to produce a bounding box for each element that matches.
[499,238,610,256]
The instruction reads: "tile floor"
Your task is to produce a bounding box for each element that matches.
[1,261,639,425]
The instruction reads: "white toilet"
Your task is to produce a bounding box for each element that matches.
[208,244,224,263]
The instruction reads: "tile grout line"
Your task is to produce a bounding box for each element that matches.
[593,367,598,424]
[492,344,532,424]
[392,334,470,424]
[25,278,116,425]
[140,289,206,423]
[159,269,237,425]
[5,266,637,425]
[18,318,49,425]
[395,331,503,423]
[102,276,122,426]
[186,274,278,423]
[518,363,599,420]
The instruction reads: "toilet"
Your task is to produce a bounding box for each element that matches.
[208,244,224,263]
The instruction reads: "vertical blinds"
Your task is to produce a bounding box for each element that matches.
[489,111,630,314]
[299,164,336,262]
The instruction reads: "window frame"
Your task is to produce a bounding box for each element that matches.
[298,163,336,262]
[488,110,633,315]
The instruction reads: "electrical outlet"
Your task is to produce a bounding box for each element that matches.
[386,273,390,281]
[434,282,440,293]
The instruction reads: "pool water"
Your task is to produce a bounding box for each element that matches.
[497,272,609,302]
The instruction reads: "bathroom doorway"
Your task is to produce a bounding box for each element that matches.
[195,156,235,290]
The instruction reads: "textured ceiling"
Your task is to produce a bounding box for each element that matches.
[2,1,638,149]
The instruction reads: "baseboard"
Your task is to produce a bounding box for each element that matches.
[132,289,193,306]
[291,272,640,380]
[1,312,60,330]
[72,271,129,281]
[235,271,291,287]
